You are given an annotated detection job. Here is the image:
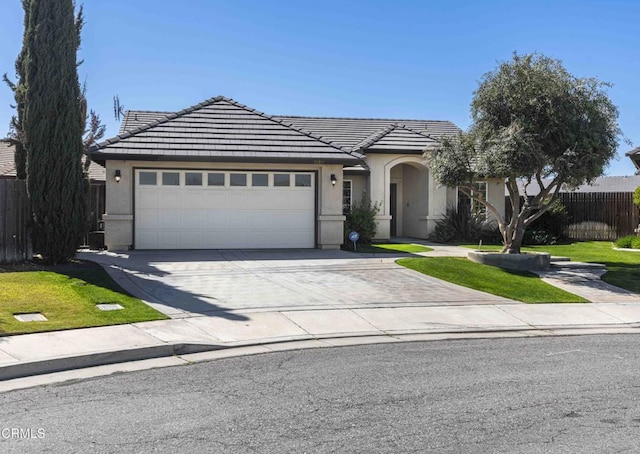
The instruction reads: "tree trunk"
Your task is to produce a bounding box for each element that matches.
[505,224,526,254]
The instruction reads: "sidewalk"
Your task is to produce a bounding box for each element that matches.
[1,302,640,386]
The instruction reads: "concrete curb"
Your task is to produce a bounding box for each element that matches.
[0,343,223,381]
[3,324,640,382]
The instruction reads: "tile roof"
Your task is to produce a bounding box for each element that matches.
[119,111,169,134]
[0,140,105,181]
[0,141,14,177]
[118,106,461,154]
[355,124,440,153]
[625,146,640,156]
[274,116,460,150]
[95,97,363,164]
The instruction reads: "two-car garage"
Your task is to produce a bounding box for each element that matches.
[134,169,316,249]
[92,96,363,251]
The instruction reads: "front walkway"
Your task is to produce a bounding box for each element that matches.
[393,238,640,304]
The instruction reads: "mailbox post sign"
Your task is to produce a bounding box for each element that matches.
[348,231,360,251]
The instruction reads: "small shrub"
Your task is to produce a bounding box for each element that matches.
[633,237,640,250]
[633,186,640,208]
[615,235,635,248]
[524,199,568,244]
[344,194,380,245]
[523,230,556,246]
[430,205,496,243]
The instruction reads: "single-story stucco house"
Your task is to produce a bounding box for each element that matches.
[90,96,506,251]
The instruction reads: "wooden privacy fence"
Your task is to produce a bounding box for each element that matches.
[507,192,639,241]
[0,179,32,264]
[559,192,639,241]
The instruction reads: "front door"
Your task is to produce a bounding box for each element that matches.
[390,183,397,237]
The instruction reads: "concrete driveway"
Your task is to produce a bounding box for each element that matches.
[80,249,514,318]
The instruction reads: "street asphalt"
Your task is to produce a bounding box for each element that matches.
[2,335,640,453]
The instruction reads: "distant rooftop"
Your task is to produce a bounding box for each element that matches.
[509,175,640,196]
[0,140,105,182]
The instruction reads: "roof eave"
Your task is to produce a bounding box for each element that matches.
[90,152,362,166]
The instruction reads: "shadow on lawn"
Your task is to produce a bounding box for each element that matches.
[8,255,250,323]
[75,262,249,322]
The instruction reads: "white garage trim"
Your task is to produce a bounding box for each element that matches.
[134,169,316,249]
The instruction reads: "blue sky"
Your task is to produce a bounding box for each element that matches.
[1,0,638,175]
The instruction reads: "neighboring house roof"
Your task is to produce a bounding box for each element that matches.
[508,175,640,196]
[626,146,640,156]
[627,146,640,170]
[0,140,105,182]
[118,106,461,154]
[94,96,363,165]
[0,141,14,177]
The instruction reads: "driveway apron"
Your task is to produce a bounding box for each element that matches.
[80,249,514,318]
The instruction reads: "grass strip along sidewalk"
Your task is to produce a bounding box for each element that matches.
[398,256,588,303]
[0,262,167,335]
[345,243,433,254]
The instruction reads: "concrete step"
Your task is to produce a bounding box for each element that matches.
[550,261,606,270]
[550,256,571,262]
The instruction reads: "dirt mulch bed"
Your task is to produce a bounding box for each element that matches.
[0,257,102,273]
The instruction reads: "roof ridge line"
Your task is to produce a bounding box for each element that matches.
[92,96,366,161]
[93,96,227,150]
[395,124,439,142]
[352,124,399,151]
[219,98,366,160]
[274,114,455,124]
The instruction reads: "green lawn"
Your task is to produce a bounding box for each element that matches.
[398,257,588,303]
[460,241,640,293]
[345,243,433,254]
[0,268,167,335]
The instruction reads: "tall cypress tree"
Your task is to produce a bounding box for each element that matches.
[2,0,30,180]
[22,0,86,264]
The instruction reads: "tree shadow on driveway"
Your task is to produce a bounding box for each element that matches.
[78,250,254,321]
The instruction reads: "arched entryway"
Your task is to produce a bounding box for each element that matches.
[384,158,430,238]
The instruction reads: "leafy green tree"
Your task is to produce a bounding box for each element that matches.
[428,53,621,253]
[21,0,86,264]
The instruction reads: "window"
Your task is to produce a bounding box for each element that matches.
[230,173,247,187]
[274,174,290,187]
[208,173,225,186]
[295,174,312,187]
[185,172,203,186]
[458,182,487,217]
[343,180,352,215]
[252,174,268,187]
[139,172,157,185]
[162,172,180,186]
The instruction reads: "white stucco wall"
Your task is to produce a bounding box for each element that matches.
[365,153,443,240]
[102,160,346,250]
[344,174,368,208]
[486,178,506,222]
